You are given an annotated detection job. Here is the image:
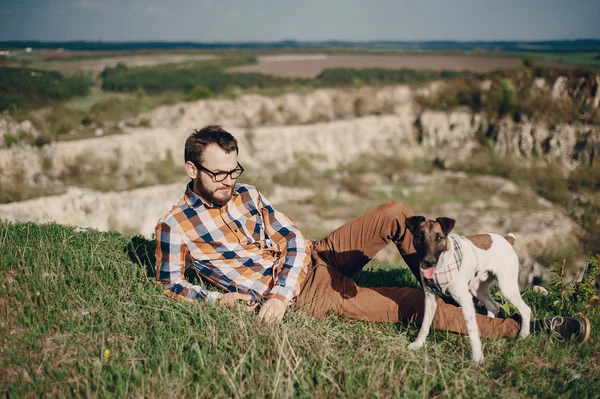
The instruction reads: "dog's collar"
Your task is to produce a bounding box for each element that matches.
[423,235,464,296]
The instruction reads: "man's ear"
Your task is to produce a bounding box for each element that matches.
[435,217,455,236]
[406,216,426,235]
[185,161,198,180]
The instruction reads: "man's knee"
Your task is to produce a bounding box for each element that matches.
[376,200,414,220]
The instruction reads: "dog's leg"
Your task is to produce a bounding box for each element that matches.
[474,278,499,318]
[408,290,438,350]
[452,288,484,364]
[497,272,531,339]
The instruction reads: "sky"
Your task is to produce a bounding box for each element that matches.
[0,0,599,42]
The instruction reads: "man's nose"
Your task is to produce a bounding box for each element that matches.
[222,174,235,185]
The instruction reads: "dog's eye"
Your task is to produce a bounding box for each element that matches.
[435,235,444,242]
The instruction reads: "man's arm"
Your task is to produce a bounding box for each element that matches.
[258,192,311,313]
[155,218,222,304]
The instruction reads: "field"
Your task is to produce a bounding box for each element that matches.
[226,54,576,77]
[0,222,599,398]
[2,49,219,76]
[538,52,600,67]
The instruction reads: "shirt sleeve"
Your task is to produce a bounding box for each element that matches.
[155,218,221,305]
[258,192,311,305]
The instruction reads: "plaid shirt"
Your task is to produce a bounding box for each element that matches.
[423,235,464,296]
[155,181,312,306]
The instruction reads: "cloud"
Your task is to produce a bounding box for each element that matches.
[73,0,103,10]
[0,9,13,15]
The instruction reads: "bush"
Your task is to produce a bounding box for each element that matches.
[99,58,289,95]
[0,95,24,113]
[522,54,536,68]
[135,86,147,100]
[497,79,516,116]
[186,85,212,101]
[314,68,470,87]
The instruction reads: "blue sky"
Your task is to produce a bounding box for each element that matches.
[0,0,599,42]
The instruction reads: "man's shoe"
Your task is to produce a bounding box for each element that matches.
[532,316,591,344]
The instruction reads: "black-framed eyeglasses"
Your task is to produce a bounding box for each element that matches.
[194,162,244,182]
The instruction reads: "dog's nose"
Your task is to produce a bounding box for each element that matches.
[424,259,436,267]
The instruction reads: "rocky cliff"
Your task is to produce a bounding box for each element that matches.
[1,74,598,285]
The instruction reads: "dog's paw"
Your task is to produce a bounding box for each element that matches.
[472,353,485,365]
[518,331,530,340]
[407,342,423,351]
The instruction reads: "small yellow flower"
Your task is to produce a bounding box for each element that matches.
[103,349,110,357]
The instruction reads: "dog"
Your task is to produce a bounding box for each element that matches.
[405,216,531,364]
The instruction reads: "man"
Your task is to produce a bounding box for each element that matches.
[155,125,590,342]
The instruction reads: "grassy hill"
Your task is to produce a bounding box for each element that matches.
[0,221,599,397]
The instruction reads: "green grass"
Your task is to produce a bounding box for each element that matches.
[1,221,598,398]
[537,52,600,67]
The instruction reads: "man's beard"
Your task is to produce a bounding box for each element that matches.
[194,178,234,207]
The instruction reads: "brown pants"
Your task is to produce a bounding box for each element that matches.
[294,201,521,339]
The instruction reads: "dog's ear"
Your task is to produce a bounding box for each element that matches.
[406,216,426,235]
[435,217,455,236]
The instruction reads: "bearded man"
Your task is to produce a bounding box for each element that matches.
[155,125,590,342]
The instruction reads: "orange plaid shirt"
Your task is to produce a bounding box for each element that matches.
[155,181,312,305]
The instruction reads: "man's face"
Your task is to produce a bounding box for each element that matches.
[186,144,239,206]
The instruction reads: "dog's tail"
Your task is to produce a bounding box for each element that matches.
[504,233,516,246]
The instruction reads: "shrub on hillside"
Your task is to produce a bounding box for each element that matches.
[186,85,212,101]
[314,68,470,87]
[522,54,536,68]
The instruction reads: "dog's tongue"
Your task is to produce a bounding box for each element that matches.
[422,267,436,280]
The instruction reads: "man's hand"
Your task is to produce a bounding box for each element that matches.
[257,298,287,323]
[218,292,258,311]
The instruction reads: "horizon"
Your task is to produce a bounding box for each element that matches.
[2,38,600,44]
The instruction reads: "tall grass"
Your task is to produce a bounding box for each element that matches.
[1,222,598,397]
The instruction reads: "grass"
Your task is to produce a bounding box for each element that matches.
[0,221,598,398]
[536,52,600,67]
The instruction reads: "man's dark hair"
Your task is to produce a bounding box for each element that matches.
[184,125,238,165]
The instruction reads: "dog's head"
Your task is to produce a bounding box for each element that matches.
[406,216,455,280]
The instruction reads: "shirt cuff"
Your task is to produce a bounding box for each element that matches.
[206,291,221,305]
[268,291,292,306]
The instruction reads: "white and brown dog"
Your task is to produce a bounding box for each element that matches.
[405,216,531,364]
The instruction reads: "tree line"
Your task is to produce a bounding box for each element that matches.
[0,66,93,112]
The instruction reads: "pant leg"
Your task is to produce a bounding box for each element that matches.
[294,200,521,338]
[294,262,520,338]
[311,200,421,280]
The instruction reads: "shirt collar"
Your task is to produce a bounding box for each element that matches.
[183,180,240,209]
